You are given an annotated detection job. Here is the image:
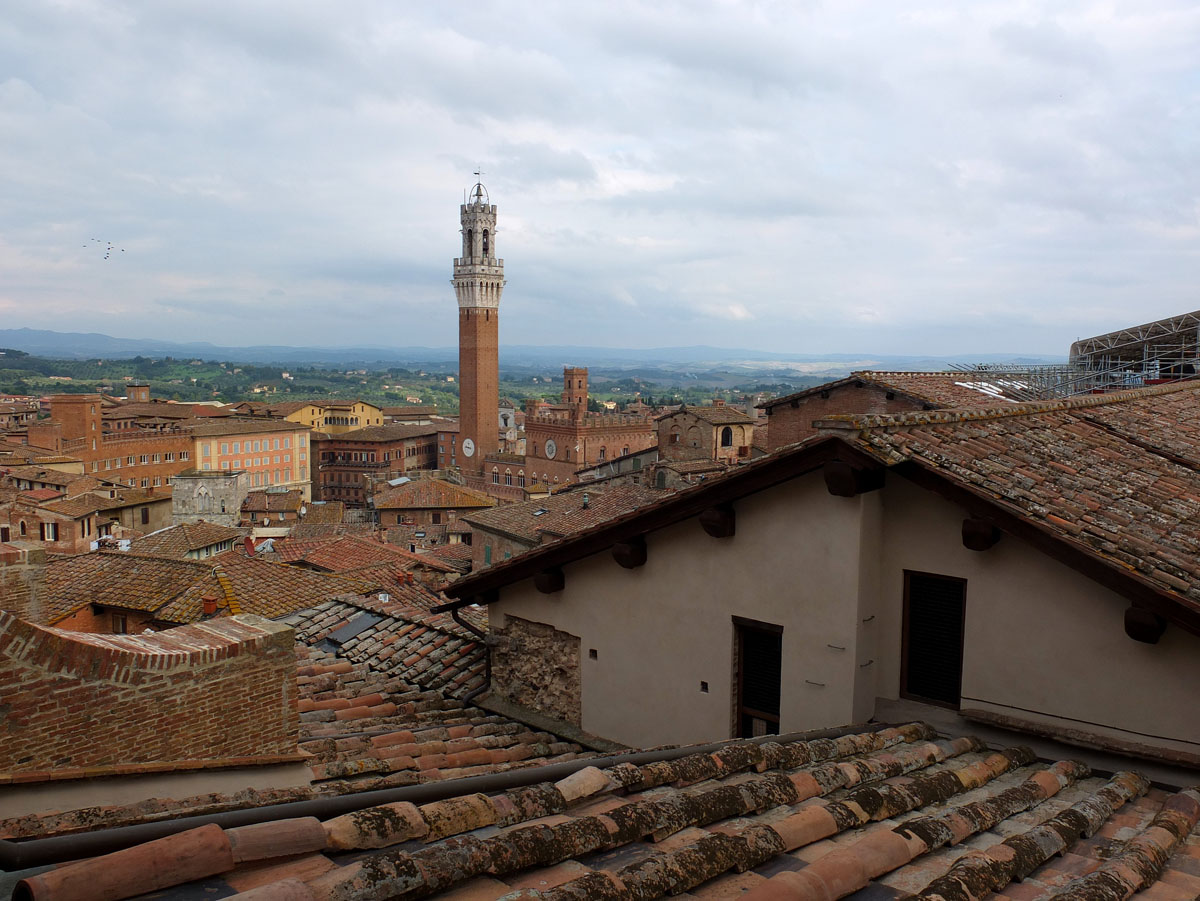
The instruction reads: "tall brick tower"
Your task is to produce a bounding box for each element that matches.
[452,180,505,474]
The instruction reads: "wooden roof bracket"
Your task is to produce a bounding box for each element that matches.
[962,517,1002,551]
[823,460,886,497]
[699,503,735,538]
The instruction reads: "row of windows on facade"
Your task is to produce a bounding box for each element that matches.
[90,451,189,472]
[214,454,294,468]
[320,443,435,464]
[1,513,116,543]
[527,444,632,462]
[204,436,303,456]
[200,466,304,487]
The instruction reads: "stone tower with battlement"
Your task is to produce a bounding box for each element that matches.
[562,367,588,422]
[452,182,505,474]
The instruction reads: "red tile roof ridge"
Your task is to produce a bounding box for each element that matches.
[814,378,1200,433]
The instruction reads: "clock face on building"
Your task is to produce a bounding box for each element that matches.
[544,439,557,460]
[461,438,475,457]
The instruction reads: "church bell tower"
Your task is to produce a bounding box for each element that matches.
[452,180,504,474]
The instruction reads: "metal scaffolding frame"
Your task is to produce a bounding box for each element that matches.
[948,309,1200,401]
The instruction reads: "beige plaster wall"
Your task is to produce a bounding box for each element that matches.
[875,476,1200,753]
[490,472,869,748]
[490,466,1200,754]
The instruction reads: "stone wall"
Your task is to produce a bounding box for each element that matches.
[490,614,582,726]
[0,612,300,778]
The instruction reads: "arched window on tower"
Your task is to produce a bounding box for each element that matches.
[721,426,734,447]
[482,229,489,256]
[466,228,473,257]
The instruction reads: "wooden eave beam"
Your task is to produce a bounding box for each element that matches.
[612,535,647,569]
[962,517,1002,551]
[436,437,876,608]
[533,567,565,594]
[699,503,735,538]
[1124,606,1167,644]
[894,460,1200,638]
[823,460,886,497]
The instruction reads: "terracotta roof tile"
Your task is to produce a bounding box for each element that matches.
[16,722,1198,901]
[464,484,664,545]
[275,535,459,574]
[242,489,304,513]
[287,521,375,540]
[837,381,1200,607]
[130,522,248,558]
[300,500,345,524]
[658,404,757,425]
[35,549,375,624]
[762,371,1026,412]
[374,479,495,511]
[326,423,439,442]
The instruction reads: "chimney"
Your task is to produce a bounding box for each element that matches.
[582,492,590,509]
[202,595,218,616]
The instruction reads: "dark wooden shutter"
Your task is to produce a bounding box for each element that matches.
[736,621,782,737]
[902,572,966,708]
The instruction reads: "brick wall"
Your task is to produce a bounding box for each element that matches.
[764,384,927,450]
[0,552,48,622]
[0,612,300,778]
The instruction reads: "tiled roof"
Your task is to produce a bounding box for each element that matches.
[37,492,115,518]
[288,521,375,540]
[464,484,664,544]
[184,417,310,436]
[1,466,102,491]
[384,405,438,416]
[276,535,459,575]
[35,549,374,625]
[447,381,1200,634]
[761,371,1024,412]
[15,722,1200,901]
[285,598,485,699]
[105,401,195,419]
[301,500,345,524]
[40,553,215,622]
[429,542,474,571]
[833,381,1200,609]
[157,551,374,623]
[658,459,730,474]
[19,487,63,502]
[129,522,247,558]
[659,403,757,425]
[242,489,304,513]
[91,486,172,510]
[374,478,495,511]
[324,423,440,442]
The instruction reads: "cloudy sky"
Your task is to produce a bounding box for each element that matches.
[2,1,1199,356]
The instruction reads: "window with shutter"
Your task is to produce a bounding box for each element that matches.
[734,618,783,738]
[901,571,967,708]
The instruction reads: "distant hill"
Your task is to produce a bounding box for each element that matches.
[0,328,1065,371]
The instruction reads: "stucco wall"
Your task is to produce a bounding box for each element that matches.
[875,477,1200,753]
[489,472,870,748]
[488,465,1200,755]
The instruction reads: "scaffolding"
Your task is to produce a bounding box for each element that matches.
[949,309,1200,401]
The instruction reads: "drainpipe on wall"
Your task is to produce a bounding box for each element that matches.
[451,606,491,705]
